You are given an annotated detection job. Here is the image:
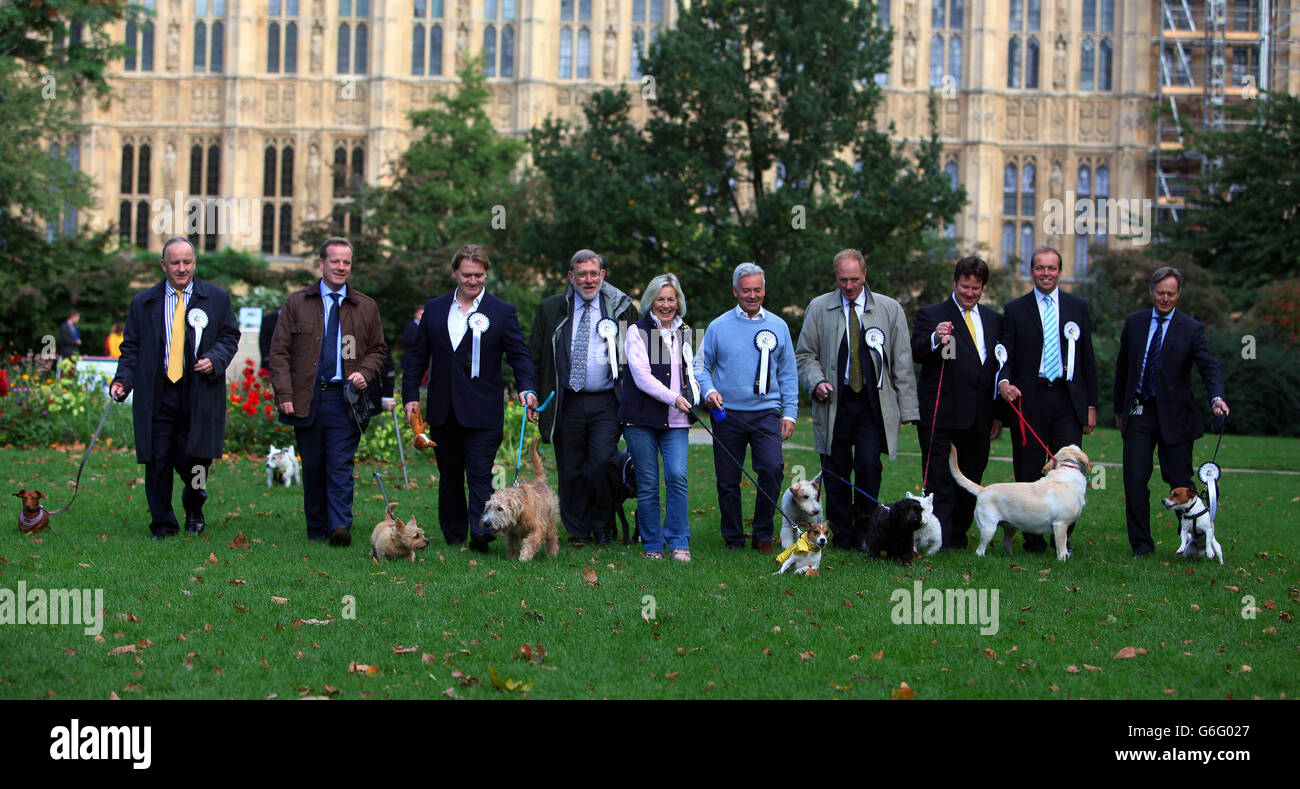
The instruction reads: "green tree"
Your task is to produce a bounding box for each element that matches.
[527,0,964,324]
[1155,91,1300,303]
[0,0,139,352]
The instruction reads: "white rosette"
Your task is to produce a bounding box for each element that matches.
[679,331,701,405]
[597,318,619,380]
[1198,462,1222,524]
[468,312,490,378]
[187,308,209,358]
[864,327,886,388]
[753,329,777,395]
[1063,321,1080,381]
[994,342,1009,399]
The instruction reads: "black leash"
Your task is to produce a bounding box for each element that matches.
[712,408,890,512]
[48,397,115,516]
[687,409,787,516]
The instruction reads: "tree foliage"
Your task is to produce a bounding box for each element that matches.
[528,0,964,325]
[1155,92,1300,303]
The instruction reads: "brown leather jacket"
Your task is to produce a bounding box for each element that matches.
[268,281,387,418]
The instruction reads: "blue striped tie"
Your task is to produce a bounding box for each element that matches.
[1041,295,1060,381]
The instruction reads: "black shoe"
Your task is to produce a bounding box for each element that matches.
[328,527,351,547]
[857,536,871,553]
[151,532,176,542]
[725,543,745,551]
[184,517,205,535]
[469,533,493,554]
[596,532,615,546]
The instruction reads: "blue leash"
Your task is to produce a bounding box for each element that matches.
[514,391,556,486]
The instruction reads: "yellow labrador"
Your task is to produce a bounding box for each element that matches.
[949,445,1090,561]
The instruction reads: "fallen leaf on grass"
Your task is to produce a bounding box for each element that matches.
[1114,646,1138,660]
[891,682,915,700]
[228,579,246,585]
[583,566,599,585]
[1264,600,1278,610]
[489,667,533,692]
[108,691,120,700]
[122,683,142,693]
[799,650,816,663]
[983,648,997,660]
[872,650,884,660]
[665,672,679,681]
[1009,563,1026,572]
[322,685,339,697]
[62,647,76,656]
[347,661,381,676]
[442,688,457,698]
[422,653,437,665]
[393,644,419,654]
[830,681,852,691]
[228,532,249,549]
[1066,664,1080,674]
[270,596,289,605]
[205,552,218,565]
[183,652,197,671]
[1083,664,1102,672]
[108,645,140,656]
[1241,665,1252,673]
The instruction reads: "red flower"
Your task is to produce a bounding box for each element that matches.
[265,405,273,417]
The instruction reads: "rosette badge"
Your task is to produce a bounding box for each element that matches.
[1063,321,1080,381]
[753,329,778,395]
[187,308,209,357]
[863,327,885,388]
[467,312,490,379]
[597,318,620,380]
[1198,461,1222,523]
[993,342,1009,398]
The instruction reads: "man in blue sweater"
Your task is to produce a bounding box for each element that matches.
[694,263,799,552]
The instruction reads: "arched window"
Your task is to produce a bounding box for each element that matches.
[483,25,497,77]
[412,23,425,75]
[430,25,443,75]
[577,28,591,79]
[559,27,573,78]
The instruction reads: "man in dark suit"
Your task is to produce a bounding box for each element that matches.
[258,307,279,373]
[58,311,81,360]
[110,237,241,540]
[997,246,1099,554]
[269,237,387,545]
[1115,266,1229,557]
[403,244,537,552]
[530,250,640,547]
[911,256,1003,550]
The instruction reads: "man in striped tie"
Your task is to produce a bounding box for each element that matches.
[996,247,1099,555]
[1114,267,1228,557]
[110,237,241,540]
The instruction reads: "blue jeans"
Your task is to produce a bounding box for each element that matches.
[623,425,690,554]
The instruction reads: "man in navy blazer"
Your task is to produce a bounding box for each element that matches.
[403,245,538,551]
[1114,266,1229,557]
[911,256,1003,549]
[110,237,241,540]
[996,247,1099,554]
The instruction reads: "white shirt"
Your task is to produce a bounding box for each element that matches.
[943,294,986,364]
[447,288,484,351]
[571,293,613,392]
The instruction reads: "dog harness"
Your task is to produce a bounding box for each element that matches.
[1177,495,1211,535]
[774,533,819,564]
[18,508,48,532]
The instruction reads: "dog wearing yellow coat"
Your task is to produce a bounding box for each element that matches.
[772,522,831,575]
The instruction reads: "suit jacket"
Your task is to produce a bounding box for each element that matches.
[111,278,241,463]
[530,281,639,443]
[998,289,1099,427]
[402,292,535,431]
[795,288,920,458]
[911,298,1002,434]
[58,320,79,357]
[269,281,387,425]
[1114,309,1225,444]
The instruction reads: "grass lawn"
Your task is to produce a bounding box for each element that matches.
[1,420,1296,700]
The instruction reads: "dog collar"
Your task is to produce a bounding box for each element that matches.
[1056,460,1087,476]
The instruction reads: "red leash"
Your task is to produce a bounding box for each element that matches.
[921,359,944,491]
[1004,396,1057,462]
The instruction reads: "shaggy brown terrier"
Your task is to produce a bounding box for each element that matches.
[15,489,51,534]
[369,504,430,562]
[479,437,560,561]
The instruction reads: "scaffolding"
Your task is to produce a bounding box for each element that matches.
[1153,0,1280,224]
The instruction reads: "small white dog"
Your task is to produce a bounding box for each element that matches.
[907,491,942,556]
[773,522,831,575]
[779,472,823,549]
[950,444,1090,561]
[1164,485,1223,564]
[265,445,301,488]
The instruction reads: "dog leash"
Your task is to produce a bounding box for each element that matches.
[372,471,395,520]
[391,406,409,488]
[47,397,115,516]
[687,409,789,517]
[713,409,891,512]
[1004,397,1058,463]
[922,358,945,491]
[514,391,556,487]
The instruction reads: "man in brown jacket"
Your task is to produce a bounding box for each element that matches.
[269,237,387,545]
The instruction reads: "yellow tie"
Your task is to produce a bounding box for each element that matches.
[167,292,186,383]
[963,307,977,339]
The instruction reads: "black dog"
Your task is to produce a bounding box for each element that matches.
[863,497,924,564]
[605,450,639,545]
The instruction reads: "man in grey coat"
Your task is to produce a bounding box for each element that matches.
[110,238,241,540]
[796,249,919,551]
